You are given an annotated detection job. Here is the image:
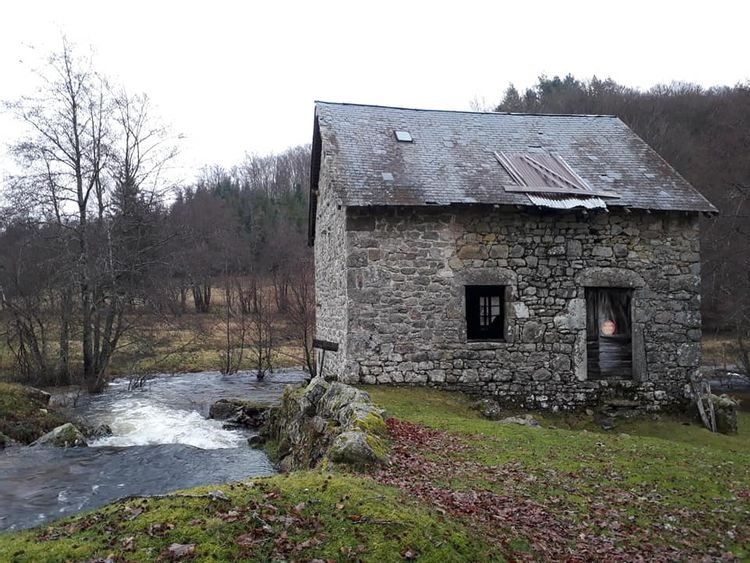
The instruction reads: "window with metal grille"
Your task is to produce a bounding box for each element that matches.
[465,285,505,340]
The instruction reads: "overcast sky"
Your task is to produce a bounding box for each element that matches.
[1,0,748,182]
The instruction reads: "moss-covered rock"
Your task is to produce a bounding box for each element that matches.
[261,377,389,470]
[0,383,69,444]
[711,394,739,434]
[330,431,385,466]
[474,398,503,420]
[33,423,88,447]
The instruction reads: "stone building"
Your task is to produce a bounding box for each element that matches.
[308,102,717,410]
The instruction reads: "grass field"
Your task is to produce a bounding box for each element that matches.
[362,386,750,560]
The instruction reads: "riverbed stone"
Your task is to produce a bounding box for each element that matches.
[90,424,113,439]
[0,431,11,448]
[24,387,51,406]
[209,399,242,420]
[33,423,88,448]
[247,434,265,448]
[210,399,272,428]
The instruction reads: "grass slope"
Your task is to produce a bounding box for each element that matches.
[0,472,498,562]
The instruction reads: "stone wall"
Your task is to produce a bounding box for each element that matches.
[333,204,703,410]
[313,153,349,377]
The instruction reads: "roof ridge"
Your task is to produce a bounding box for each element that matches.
[314,100,617,119]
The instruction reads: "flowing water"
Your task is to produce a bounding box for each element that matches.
[0,369,306,532]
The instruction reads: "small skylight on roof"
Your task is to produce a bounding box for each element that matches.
[394,130,413,143]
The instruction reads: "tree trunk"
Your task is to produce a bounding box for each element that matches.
[58,287,72,383]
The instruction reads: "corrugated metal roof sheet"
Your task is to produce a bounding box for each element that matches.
[312,102,718,214]
[527,194,607,210]
[496,152,608,210]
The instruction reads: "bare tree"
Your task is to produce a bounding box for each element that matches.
[219,272,248,376]
[246,276,275,380]
[287,250,316,376]
[4,39,179,391]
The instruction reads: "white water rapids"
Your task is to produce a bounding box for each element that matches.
[90,399,246,449]
[0,369,307,531]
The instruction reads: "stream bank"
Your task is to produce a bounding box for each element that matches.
[0,369,306,531]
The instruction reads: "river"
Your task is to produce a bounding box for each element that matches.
[0,369,306,532]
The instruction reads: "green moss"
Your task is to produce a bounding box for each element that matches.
[0,383,69,444]
[352,410,388,438]
[365,433,389,461]
[0,472,501,562]
[262,438,280,462]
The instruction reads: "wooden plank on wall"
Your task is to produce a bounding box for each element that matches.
[632,323,648,382]
[313,339,339,352]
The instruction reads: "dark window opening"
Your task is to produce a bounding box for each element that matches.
[466,285,505,341]
[586,287,633,379]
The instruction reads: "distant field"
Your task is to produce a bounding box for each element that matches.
[0,309,306,383]
[702,332,744,368]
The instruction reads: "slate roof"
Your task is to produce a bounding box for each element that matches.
[312,102,717,213]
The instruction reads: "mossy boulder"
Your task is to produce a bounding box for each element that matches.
[692,394,739,434]
[0,383,69,444]
[261,377,389,470]
[33,423,88,447]
[711,394,739,434]
[330,431,386,466]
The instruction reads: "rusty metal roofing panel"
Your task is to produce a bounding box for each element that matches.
[312,102,718,213]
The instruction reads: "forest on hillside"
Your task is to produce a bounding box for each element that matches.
[0,45,748,392]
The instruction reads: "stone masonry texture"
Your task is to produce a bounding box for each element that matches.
[315,202,702,411]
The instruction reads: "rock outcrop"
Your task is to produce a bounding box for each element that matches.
[261,377,388,471]
[33,423,88,447]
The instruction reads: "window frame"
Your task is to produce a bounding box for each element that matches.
[465,285,506,342]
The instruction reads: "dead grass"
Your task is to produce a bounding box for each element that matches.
[702,333,741,367]
[0,310,306,382]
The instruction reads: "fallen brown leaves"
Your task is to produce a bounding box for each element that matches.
[370,418,745,562]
